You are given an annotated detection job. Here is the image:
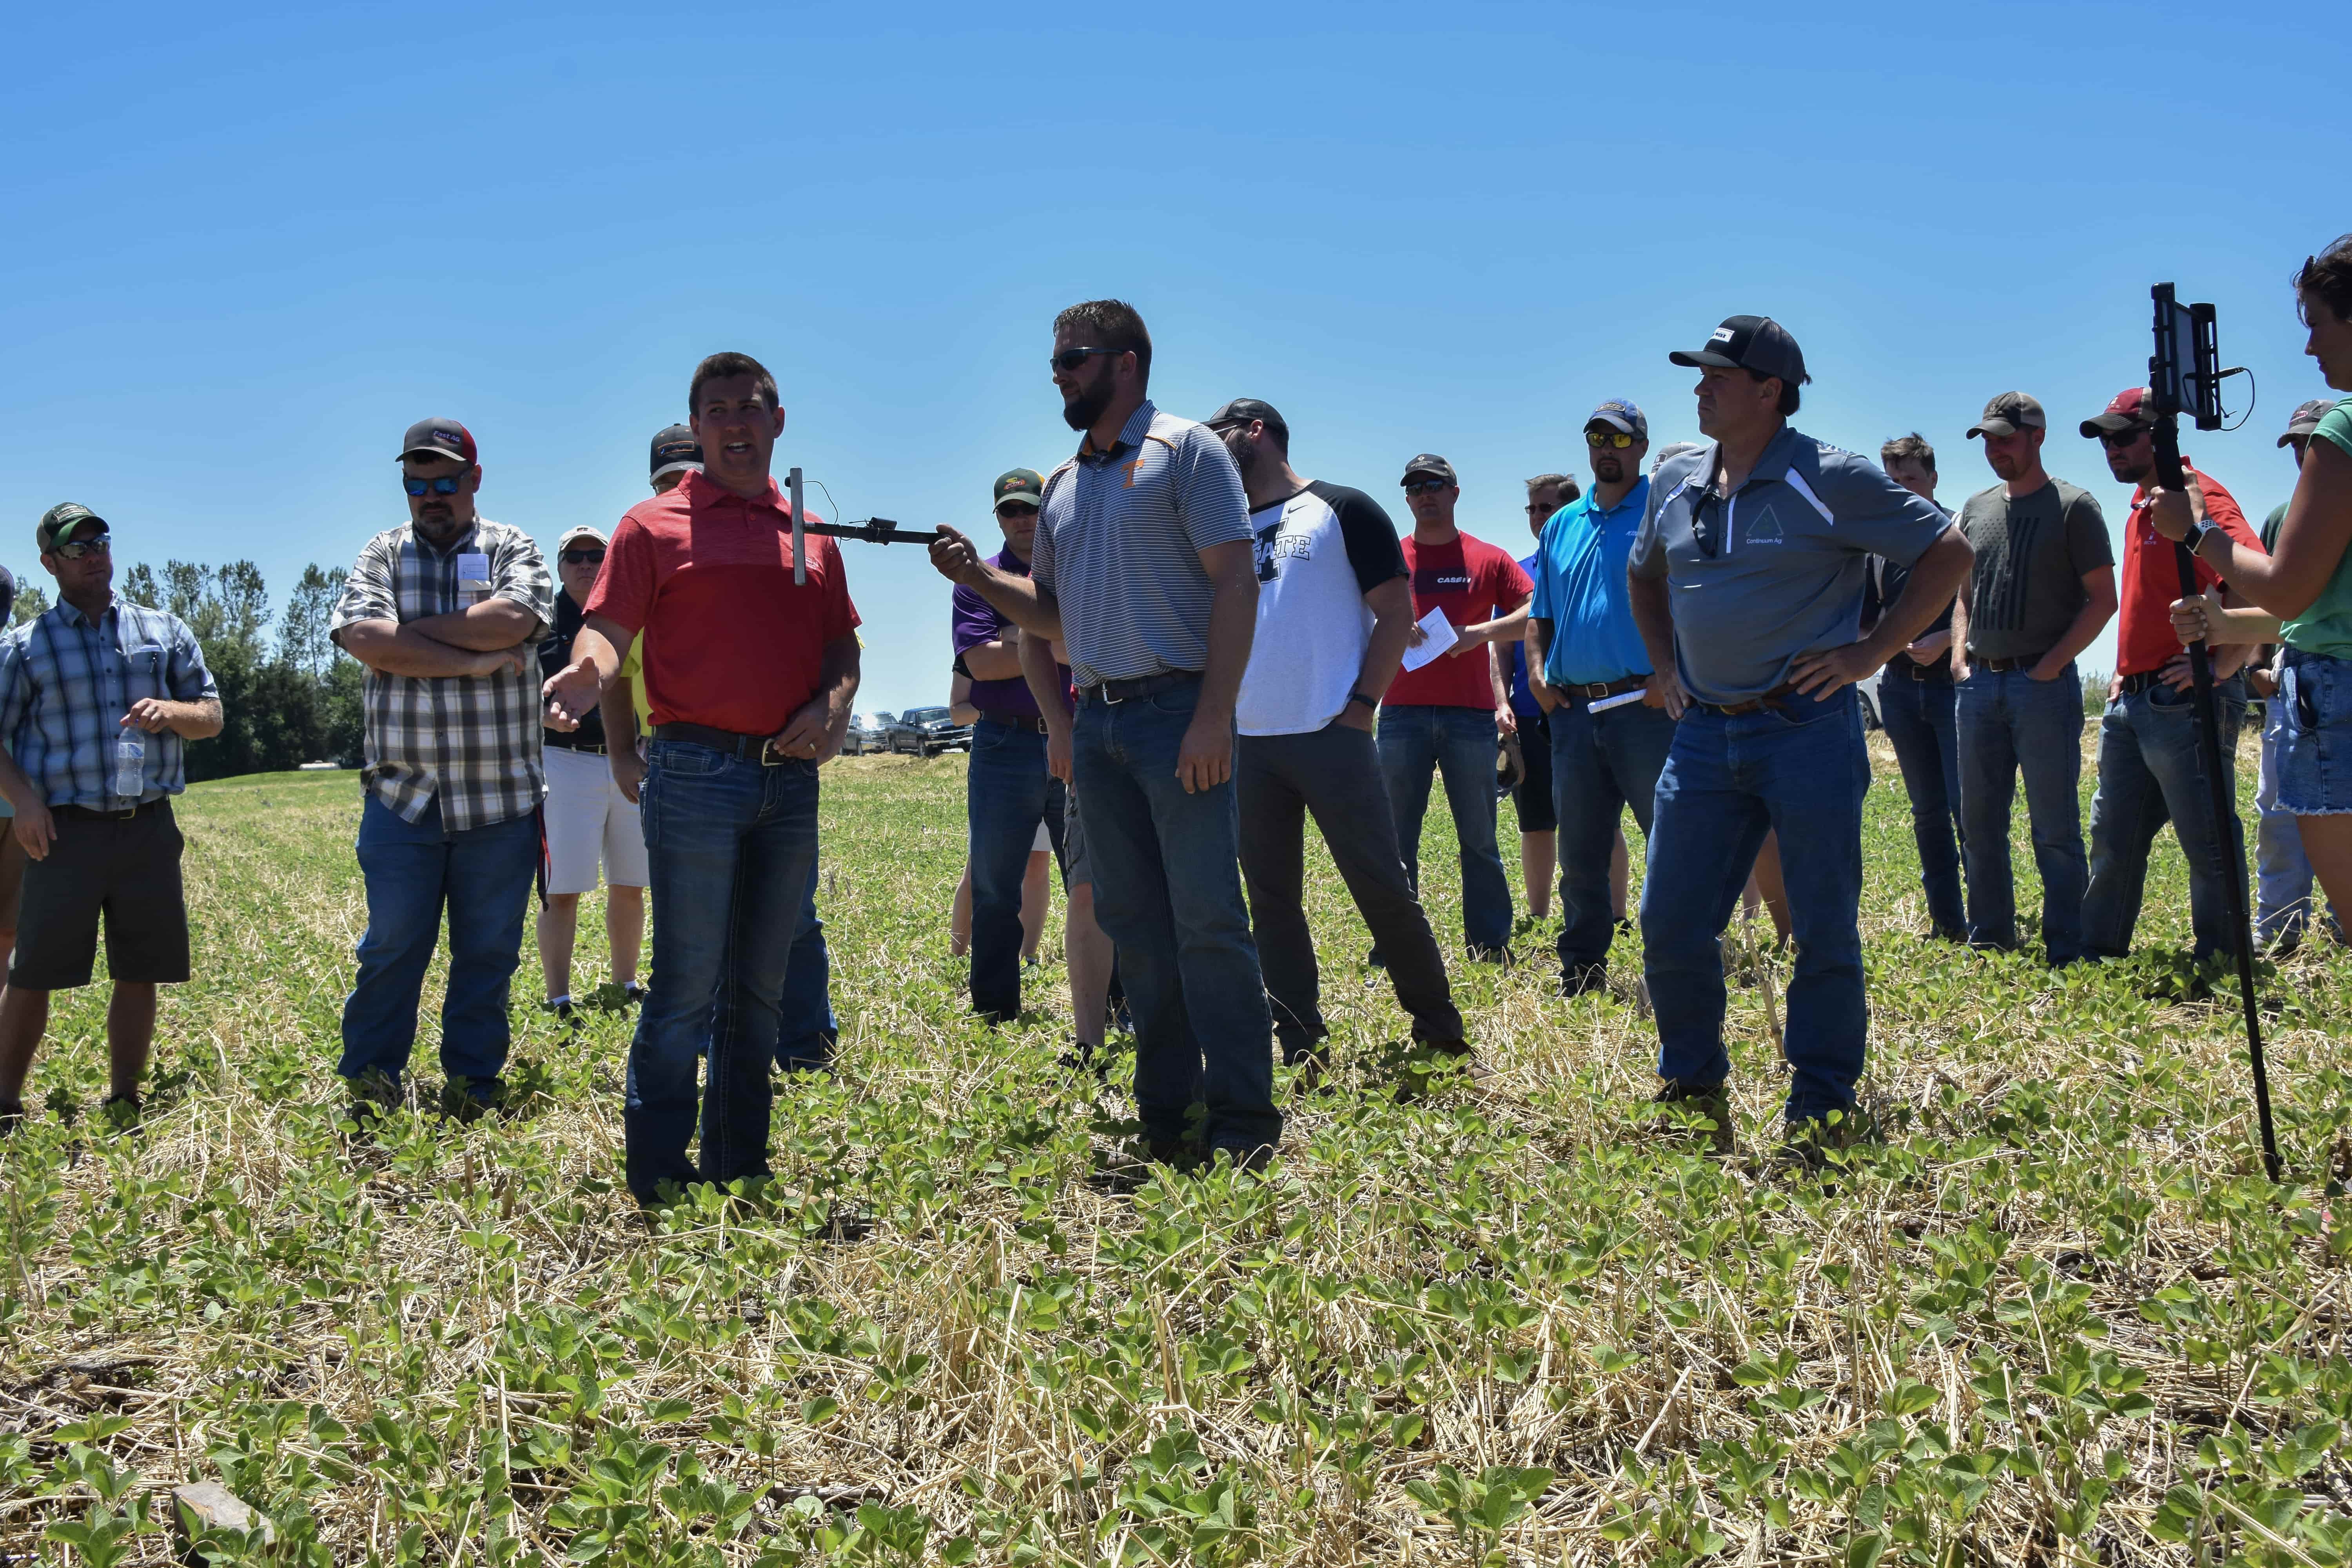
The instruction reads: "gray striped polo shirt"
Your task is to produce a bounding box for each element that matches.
[1030,400,1253,688]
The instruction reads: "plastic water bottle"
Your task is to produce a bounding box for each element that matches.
[113,729,145,801]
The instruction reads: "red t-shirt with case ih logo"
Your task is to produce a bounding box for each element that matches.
[1382,530,1532,710]
[2118,463,2263,678]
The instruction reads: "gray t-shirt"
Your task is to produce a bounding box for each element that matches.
[1953,478,2112,662]
[1630,426,1954,704]
[1031,400,1254,688]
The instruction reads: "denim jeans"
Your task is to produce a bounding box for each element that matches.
[1957,662,2088,962]
[1376,705,1513,954]
[967,717,1067,1022]
[2082,676,2247,962]
[626,740,820,1201]
[1876,668,1967,938]
[1548,697,1678,974]
[771,858,837,1072]
[1237,722,1464,1061]
[1073,679,1278,1155]
[1641,686,1871,1122]
[339,794,539,1096]
[2256,698,2337,943]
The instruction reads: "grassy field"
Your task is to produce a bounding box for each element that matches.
[6,732,2352,1566]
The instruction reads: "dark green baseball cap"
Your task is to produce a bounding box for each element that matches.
[993,469,1044,510]
[36,502,108,554]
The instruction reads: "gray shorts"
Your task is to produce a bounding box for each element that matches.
[1063,788,1092,888]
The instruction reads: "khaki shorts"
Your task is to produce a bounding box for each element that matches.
[12,801,189,990]
[543,743,648,895]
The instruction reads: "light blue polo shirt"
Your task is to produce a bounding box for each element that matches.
[1528,476,1653,686]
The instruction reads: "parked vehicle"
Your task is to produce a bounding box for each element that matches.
[844,713,889,755]
[886,707,972,757]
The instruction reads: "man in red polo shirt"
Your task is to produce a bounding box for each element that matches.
[2077,385,2267,964]
[543,351,861,1205]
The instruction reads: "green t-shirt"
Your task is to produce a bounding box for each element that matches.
[2282,404,2352,659]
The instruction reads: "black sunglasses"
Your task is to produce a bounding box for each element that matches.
[1403,478,1451,496]
[560,548,606,565]
[2098,428,2148,449]
[995,502,1040,520]
[403,474,466,497]
[1051,347,1127,374]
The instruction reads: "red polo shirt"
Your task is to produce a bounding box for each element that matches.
[2117,463,2263,677]
[586,470,861,735]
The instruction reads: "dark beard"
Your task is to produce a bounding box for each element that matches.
[2115,457,2154,486]
[1061,377,1114,433]
[1592,456,1624,484]
[1228,435,1264,488]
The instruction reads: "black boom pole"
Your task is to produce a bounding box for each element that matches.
[2149,286,2281,1183]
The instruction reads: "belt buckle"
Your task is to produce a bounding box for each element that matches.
[758,736,785,766]
[1100,682,1124,706]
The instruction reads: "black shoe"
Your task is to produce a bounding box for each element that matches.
[1561,963,1608,998]
[621,981,648,1007]
[1467,943,1514,966]
[99,1092,142,1133]
[1775,1105,1872,1174]
[0,1100,26,1136]
[1650,1080,1732,1154]
[1058,1039,1110,1076]
[439,1077,505,1124]
[1210,1143,1276,1175]
[543,997,581,1030]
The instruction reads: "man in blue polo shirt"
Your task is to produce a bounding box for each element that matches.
[1526,399,1679,998]
[1628,317,1973,1161]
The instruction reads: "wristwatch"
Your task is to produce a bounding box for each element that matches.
[1347,690,1378,713]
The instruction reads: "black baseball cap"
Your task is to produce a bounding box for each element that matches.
[1205,398,1289,441]
[1668,315,1811,387]
[1401,454,1457,485]
[398,417,477,465]
[2283,398,2339,447]
[993,469,1044,510]
[36,502,107,554]
[1971,391,2050,439]
[649,423,702,481]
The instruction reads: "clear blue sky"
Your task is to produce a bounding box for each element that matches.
[5,2,2338,713]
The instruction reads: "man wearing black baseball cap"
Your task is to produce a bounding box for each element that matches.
[953,466,1082,1026]
[648,424,702,495]
[1628,315,1972,1161]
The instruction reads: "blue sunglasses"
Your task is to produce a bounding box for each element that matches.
[403,475,465,497]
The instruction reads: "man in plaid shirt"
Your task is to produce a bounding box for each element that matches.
[330,418,553,1118]
[0,503,221,1132]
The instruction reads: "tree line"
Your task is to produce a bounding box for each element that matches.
[9,561,365,780]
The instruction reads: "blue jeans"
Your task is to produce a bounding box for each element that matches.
[1376,705,1513,954]
[1548,696,1677,973]
[771,858,837,1072]
[626,740,820,1201]
[339,794,539,1095]
[1876,669,1967,938]
[1073,679,1278,1155]
[1957,663,2088,962]
[2082,677,2247,962]
[967,718,1067,1021]
[1641,686,1871,1123]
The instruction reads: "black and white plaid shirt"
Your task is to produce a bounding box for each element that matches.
[330,519,553,832]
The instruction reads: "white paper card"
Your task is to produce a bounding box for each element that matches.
[455,552,491,589]
[1586,686,1648,714]
[1400,607,1457,672]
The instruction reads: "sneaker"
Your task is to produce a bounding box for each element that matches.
[1058,1039,1110,1076]
[1650,1080,1732,1154]
[621,981,648,1007]
[543,996,580,1029]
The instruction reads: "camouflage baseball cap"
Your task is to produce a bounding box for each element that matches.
[36,502,107,554]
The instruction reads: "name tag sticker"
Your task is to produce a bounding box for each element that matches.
[456,552,491,589]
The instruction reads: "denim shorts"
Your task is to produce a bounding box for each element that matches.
[2276,648,2352,815]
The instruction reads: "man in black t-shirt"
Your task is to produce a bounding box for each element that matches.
[1212,399,1469,1072]
[535,525,646,1022]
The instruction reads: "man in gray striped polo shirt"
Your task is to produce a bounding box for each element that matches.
[930,299,1278,1172]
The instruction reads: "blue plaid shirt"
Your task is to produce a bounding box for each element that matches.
[0,598,218,810]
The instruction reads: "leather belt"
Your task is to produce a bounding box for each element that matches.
[1973,653,2048,673]
[978,713,1051,734]
[652,722,786,765]
[1560,673,1649,703]
[546,736,609,755]
[2119,670,2167,695]
[1896,659,1954,682]
[58,799,165,822]
[1084,670,1201,705]
[1697,683,1799,717]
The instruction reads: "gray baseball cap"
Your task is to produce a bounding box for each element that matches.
[1967,392,2047,440]
[2283,397,2339,447]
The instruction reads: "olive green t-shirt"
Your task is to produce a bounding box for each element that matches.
[1955,477,2114,662]
[2282,404,2352,659]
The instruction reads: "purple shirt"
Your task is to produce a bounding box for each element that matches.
[951,547,1071,719]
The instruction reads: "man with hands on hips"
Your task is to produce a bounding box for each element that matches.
[543,352,861,1206]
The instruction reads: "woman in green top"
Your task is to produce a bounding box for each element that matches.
[2154,233,2352,919]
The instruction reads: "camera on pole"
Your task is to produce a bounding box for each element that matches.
[787,466,944,585]
[2147,284,2280,1183]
